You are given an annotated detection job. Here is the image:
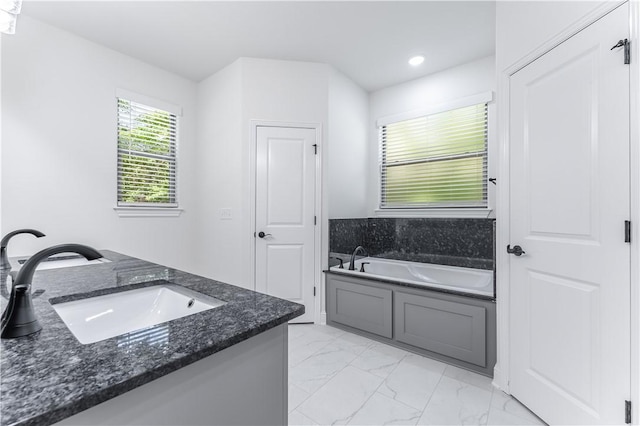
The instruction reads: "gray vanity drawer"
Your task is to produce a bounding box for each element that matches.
[394,291,487,367]
[327,276,393,338]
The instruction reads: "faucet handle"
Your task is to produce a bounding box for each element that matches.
[330,257,344,269]
[360,262,370,273]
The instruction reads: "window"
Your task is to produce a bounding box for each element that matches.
[117,97,178,207]
[379,102,488,209]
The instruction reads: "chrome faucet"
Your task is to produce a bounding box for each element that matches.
[349,246,368,271]
[0,229,46,270]
[1,244,102,339]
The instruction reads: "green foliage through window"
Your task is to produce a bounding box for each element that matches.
[380,103,488,208]
[117,98,177,206]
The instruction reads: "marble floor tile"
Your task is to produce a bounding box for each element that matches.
[377,354,445,411]
[289,338,334,368]
[289,409,320,426]
[289,323,313,340]
[443,365,495,392]
[289,383,312,413]
[288,325,346,367]
[486,408,545,426]
[347,392,422,425]
[288,325,546,426]
[350,342,409,379]
[327,330,376,356]
[290,325,340,348]
[401,353,448,374]
[297,365,384,425]
[307,324,346,339]
[418,375,492,425]
[289,343,358,394]
[487,390,545,425]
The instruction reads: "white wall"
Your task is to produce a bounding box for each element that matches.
[367,55,496,216]
[496,1,609,71]
[328,69,369,219]
[2,16,369,297]
[193,60,242,284]
[240,58,330,291]
[194,58,369,324]
[1,16,199,271]
[193,58,331,289]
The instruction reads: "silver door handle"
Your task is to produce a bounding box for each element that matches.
[258,232,272,239]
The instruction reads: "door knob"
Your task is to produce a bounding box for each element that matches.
[506,244,525,256]
[258,231,272,239]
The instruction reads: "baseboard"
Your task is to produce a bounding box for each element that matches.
[492,365,508,393]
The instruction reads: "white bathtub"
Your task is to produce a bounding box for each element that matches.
[330,257,494,298]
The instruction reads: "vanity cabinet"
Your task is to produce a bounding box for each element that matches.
[325,273,496,376]
[55,324,288,426]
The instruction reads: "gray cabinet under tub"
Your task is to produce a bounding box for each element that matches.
[326,273,496,376]
[327,277,393,338]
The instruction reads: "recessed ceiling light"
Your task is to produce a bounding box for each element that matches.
[408,55,425,66]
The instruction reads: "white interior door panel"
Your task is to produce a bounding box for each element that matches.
[509,4,631,424]
[255,126,316,323]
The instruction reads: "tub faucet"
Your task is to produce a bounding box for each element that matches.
[0,229,46,270]
[349,246,368,271]
[1,243,103,339]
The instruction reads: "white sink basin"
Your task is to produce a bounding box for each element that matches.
[52,285,225,344]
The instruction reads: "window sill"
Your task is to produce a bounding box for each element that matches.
[114,207,183,218]
[374,208,494,219]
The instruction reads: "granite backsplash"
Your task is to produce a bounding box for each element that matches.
[329,218,495,270]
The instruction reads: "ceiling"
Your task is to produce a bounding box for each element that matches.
[22,1,496,92]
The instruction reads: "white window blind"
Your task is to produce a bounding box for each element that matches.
[117,98,178,207]
[380,103,488,209]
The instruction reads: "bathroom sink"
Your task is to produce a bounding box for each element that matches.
[17,255,111,270]
[51,285,226,344]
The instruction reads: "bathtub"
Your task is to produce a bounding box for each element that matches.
[330,257,494,298]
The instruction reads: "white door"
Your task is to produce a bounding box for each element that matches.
[509,4,630,424]
[255,126,316,323]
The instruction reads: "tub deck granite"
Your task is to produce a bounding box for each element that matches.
[327,257,494,299]
[0,251,304,426]
[325,262,494,301]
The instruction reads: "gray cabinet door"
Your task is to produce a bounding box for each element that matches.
[394,291,486,367]
[327,276,393,338]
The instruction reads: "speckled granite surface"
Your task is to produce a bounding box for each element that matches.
[0,251,304,426]
[324,269,494,301]
[329,218,495,270]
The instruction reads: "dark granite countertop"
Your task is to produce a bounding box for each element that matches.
[0,251,304,426]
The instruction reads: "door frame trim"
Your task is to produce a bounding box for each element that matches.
[249,120,323,324]
[495,3,639,420]
[630,2,640,421]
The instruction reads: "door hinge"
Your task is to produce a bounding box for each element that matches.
[312,144,318,154]
[625,400,631,424]
[611,39,630,64]
[313,286,316,296]
[625,220,631,243]
[314,216,317,225]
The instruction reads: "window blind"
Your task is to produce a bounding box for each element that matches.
[117,98,178,207]
[380,103,488,208]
